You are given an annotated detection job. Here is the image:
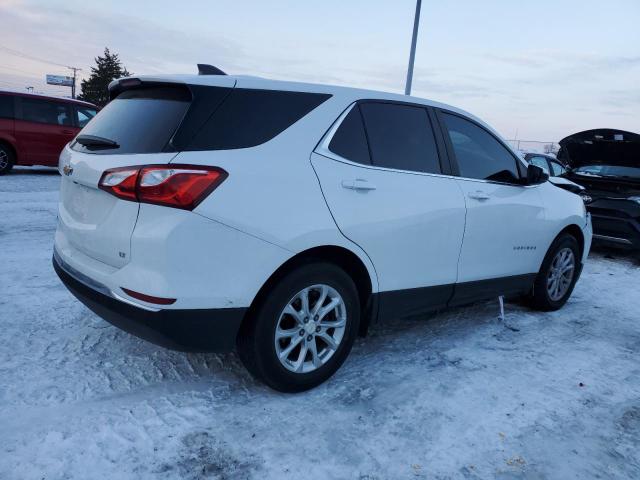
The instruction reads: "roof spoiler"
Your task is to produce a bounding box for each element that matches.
[197,64,227,76]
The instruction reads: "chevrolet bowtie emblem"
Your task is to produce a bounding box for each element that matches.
[63,164,74,176]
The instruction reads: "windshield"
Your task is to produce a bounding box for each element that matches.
[573,164,640,179]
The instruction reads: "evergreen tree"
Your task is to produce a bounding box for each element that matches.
[78,48,131,107]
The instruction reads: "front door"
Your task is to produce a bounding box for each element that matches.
[437,110,547,303]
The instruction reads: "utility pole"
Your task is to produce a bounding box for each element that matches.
[67,66,82,99]
[405,0,422,96]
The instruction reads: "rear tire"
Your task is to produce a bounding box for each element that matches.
[237,262,360,392]
[0,144,14,175]
[529,233,581,311]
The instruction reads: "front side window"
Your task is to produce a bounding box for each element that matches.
[442,112,520,183]
[21,98,72,126]
[359,102,441,174]
[328,105,371,165]
[76,106,97,128]
[528,156,550,174]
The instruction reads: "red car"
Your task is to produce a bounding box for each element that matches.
[0,90,98,174]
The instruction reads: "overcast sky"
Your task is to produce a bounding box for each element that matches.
[1,0,638,141]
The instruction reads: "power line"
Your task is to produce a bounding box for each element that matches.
[0,46,84,98]
[0,45,70,69]
[0,64,45,76]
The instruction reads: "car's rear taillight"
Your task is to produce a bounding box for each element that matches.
[99,168,138,201]
[98,165,228,210]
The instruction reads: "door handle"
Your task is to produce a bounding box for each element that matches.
[62,129,74,135]
[341,179,377,191]
[468,191,491,200]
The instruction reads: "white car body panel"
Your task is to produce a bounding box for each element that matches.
[311,152,466,291]
[454,179,547,282]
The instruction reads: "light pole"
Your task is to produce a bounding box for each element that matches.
[405,0,422,96]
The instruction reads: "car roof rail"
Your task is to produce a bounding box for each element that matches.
[197,64,227,76]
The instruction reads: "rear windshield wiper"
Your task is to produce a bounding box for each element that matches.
[75,134,120,149]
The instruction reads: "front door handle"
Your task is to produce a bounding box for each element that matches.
[341,179,377,191]
[468,191,491,200]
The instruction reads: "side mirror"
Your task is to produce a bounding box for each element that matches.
[526,164,549,185]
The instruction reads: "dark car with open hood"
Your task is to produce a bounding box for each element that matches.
[558,128,640,249]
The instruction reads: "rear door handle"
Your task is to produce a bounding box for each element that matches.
[341,179,377,191]
[468,191,491,200]
[62,129,75,135]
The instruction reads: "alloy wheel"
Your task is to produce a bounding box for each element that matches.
[274,284,347,374]
[546,247,575,301]
[0,150,8,170]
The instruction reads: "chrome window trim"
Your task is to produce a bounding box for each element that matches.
[315,102,538,188]
[315,103,458,181]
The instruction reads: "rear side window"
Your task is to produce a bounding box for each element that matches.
[359,102,441,174]
[328,106,371,165]
[442,112,520,183]
[0,95,14,119]
[21,98,72,126]
[72,86,191,154]
[187,89,331,150]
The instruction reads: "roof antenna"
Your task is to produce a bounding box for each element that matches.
[197,64,227,76]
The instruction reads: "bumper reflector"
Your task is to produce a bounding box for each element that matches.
[121,287,176,305]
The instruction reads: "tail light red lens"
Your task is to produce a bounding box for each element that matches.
[98,165,228,210]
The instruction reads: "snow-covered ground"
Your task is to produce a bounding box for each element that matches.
[1,167,639,479]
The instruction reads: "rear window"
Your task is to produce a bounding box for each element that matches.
[0,95,14,119]
[73,86,330,154]
[72,86,191,155]
[186,89,331,151]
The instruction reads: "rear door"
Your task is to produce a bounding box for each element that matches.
[15,96,76,165]
[57,81,234,268]
[437,110,547,299]
[312,101,466,317]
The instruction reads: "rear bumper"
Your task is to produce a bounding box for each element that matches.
[53,254,246,352]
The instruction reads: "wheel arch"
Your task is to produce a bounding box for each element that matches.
[558,224,585,258]
[0,137,17,162]
[538,223,585,273]
[241,245,377,339]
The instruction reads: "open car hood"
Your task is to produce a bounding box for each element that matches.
[558,129,640,169]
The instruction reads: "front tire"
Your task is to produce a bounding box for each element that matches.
[237,262,360,392]
[529,233,581,311]
[0,144,15,175]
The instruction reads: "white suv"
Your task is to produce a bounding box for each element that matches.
[53,71,592,392]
